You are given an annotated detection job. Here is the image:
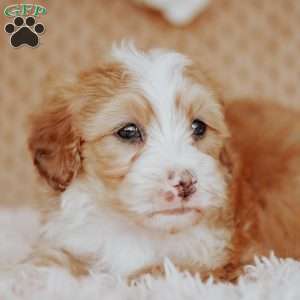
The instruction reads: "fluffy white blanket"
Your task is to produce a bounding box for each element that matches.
[0,208,299,300]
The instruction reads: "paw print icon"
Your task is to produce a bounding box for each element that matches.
[4,16,45,48]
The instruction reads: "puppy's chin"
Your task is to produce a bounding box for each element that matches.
[141,209,202,233]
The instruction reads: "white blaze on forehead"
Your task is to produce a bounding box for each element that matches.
[112,43,191,114]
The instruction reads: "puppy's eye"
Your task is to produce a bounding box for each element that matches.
[192,119,207,138]
[117,123,143,142]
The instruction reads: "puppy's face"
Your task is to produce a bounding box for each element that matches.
[29,46,230,233]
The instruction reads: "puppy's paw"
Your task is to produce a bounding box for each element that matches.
[128,264,166,283]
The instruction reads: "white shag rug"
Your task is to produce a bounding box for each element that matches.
[0,208,300,300]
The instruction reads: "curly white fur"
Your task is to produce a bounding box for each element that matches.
[0,209,300,300]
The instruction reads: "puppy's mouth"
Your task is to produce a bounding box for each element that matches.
[148,207,202,217]
[143,207,203,232]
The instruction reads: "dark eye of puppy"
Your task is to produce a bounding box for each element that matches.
[117,123,143,142]
[192,119,207,138]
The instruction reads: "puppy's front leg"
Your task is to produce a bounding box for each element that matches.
[24,246,90,277]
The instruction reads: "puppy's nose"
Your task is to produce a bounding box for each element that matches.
[175,181,196,200]
[167,169,197,201]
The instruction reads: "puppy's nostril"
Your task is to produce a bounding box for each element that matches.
[168,170,175,180]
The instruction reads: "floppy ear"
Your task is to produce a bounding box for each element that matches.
[28,98,83,192]
[220,142,235,174]
[219,103,242,179]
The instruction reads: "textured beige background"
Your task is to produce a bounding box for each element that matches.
[0,0,300,207]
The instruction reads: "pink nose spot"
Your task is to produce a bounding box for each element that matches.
[164,190,175,202]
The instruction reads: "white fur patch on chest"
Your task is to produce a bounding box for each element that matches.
[42,182,231,277]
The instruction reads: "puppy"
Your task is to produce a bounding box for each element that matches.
[28,44,300,281]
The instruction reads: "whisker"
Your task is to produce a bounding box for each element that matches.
[196,182,227,201]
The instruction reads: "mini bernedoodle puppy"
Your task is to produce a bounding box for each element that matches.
[28,43,300,281]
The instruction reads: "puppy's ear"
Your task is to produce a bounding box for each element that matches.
[28,96,83,192]
[220,142,234,174]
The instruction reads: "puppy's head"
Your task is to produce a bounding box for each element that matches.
[29,44,231,233]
